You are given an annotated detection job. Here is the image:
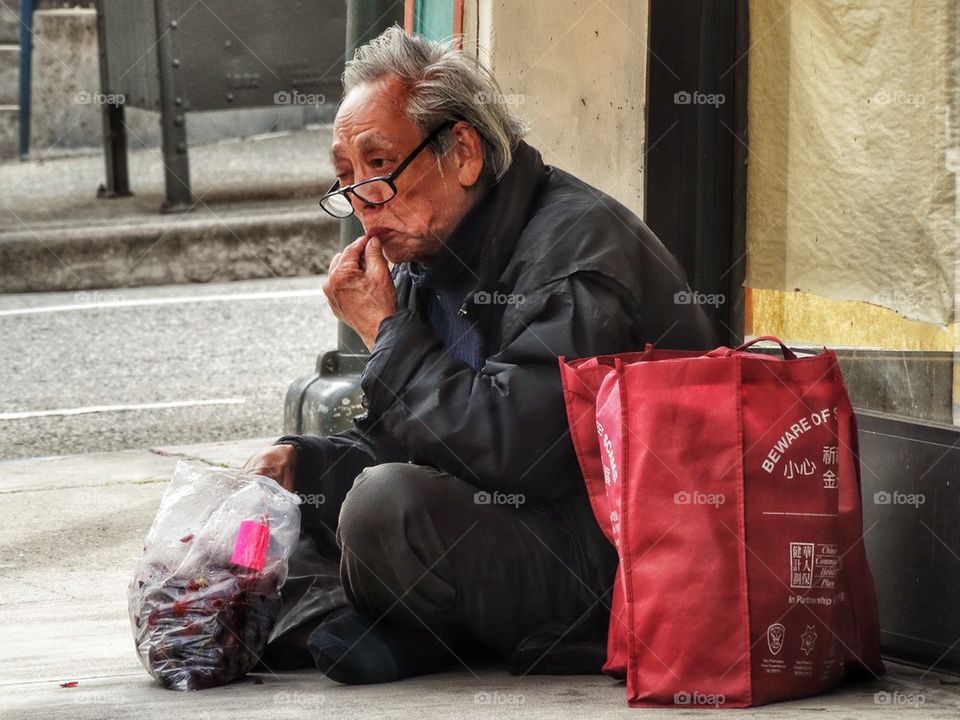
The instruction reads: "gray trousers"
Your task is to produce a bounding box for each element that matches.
[261,430,615,672]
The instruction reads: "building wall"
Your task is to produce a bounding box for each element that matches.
[462,0,648,218]
[745,0,959,340]
[743,0,960,422]
[428,0,960,420]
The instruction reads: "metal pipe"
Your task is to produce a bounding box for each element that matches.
[17,0,34,158]
[153,0,193,212]
[282,0,404,435]
[95,0,132,198]
[337,0,405,358]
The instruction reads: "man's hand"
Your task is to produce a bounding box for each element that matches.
[324,234,397,351]
[243,444,298,492]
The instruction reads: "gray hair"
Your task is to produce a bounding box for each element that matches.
[342,25,527,182]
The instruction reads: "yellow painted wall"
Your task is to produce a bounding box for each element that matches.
[744,1,960,422]
[746,0,958,331]
[749,289,957,352]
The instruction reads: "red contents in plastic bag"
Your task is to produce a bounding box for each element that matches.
[129,462,301,692]
[133,563,280,691]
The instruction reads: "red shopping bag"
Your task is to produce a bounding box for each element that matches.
[558,347,703,678]
[560,337,883,708]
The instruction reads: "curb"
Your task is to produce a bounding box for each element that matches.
[0,437,275,493]
[0,205,341,293]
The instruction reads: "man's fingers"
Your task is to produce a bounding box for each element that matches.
[322,280,343,316]
[242,445,297,491]
[329,234,364,274]
[328,251,342,274]
[364,236,389,275]
[338,235,368,270]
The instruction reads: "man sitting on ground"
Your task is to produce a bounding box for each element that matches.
[244,26,715,684]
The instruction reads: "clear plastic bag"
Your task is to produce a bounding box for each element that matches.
[128,460,301,690]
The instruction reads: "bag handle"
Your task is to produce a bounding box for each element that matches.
[736,335,797,359]
[708,335,798,360]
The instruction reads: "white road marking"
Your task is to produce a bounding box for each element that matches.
[0,289,326,317]
[0,398,246,421]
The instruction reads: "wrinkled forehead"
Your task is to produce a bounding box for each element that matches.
[331,77,418,156]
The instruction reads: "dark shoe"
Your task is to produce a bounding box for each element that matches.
[307,606,456,684]
[509,622,607,675]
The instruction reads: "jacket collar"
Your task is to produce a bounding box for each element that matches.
[409,140,549,309]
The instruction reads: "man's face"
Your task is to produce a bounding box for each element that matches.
[331,76,481,265]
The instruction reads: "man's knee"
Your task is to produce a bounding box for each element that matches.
[337,463,462,619]
[338,462,436,555]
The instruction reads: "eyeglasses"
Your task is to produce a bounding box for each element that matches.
[319,120,455,219]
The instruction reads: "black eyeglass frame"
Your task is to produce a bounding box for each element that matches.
[319,120,456,218]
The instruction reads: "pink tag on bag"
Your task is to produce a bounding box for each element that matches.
[230,518,270,571]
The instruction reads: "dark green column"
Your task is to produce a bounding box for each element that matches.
[283,0,405,435]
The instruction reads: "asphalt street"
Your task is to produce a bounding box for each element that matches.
[0,276,339,461]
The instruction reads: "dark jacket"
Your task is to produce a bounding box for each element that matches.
[359,140,714,514]
[292,139,716,670]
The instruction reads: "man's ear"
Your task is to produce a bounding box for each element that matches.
[449,121,485,188]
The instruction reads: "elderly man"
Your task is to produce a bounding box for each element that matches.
[244,26,715,684]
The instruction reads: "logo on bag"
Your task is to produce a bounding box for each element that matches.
[766,623,786,655]
[673,690,725,707]
[789,542,815,589]
[822,469,837,489]
[596,421,619,486]
[820,445,839,489]
[800,625,818,656]
[782,458,816,479]
[609,510,621,540]
[789,542,840,595]
[674,490,725,508]
[760,409,836,474]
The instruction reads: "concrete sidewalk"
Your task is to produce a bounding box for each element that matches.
[0,127,339,293]
[1,439,958,719]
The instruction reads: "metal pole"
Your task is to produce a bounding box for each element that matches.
[153,0,193,212]
[282,0,403,435]
[336,0,405,358]
[95,0,132,198]
[17,0,34,158]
